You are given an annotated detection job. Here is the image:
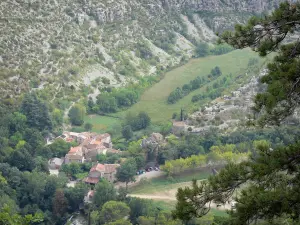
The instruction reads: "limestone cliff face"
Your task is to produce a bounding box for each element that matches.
[0,0,282,99]
[80,0,282,24]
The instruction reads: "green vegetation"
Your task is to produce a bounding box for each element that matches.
[118,49,264,123]
[116,158,137,189]
[161,150,248,177]
[84,115,120,133]
[167,66,221,104]
[68,104,86,126]
[173,3,300,224]
[130,170,211,195]
[123,111,151,131]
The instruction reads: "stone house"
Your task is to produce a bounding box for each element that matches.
[84,163,120,184]
[65,146,84,164]
[172,121,186,135]
[48,157,64,169]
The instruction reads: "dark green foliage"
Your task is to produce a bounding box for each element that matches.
[99,201,130,224]
[210,44,234,55]
[167,88,183,104]
[195,42,209,57]
[122,125,133,140]
[68,104,85,126]
[93,179,117,208]
[84,122,93,131]
[0,163,68,223]
[124,112,151,131]
[209,66,222,78]
[136,42,153,59]
[167,67,221,104]
[8,148,35,172]
[173,142,300,224]
[87,97,95,114]
[96,94,118,113]
[134,155,146,169]
[116,158,137,189]
[40,139,72,158]
[64,183,88,211]
[96,88,139,113]
[127,197,156,223]
[20,93,52,132]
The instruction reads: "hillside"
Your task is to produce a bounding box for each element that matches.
[0,0,282,101]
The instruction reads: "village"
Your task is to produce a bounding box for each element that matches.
[47,131,164,203]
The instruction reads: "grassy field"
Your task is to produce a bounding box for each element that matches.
[130,169,229,218]
[84,49,266,130]
[84,115,120,133]
[117,49,264,123]
[130,169,211,194]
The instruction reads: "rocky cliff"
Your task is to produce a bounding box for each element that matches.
[0,0,282,101]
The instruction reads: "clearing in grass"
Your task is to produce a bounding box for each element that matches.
[84,115,120,133]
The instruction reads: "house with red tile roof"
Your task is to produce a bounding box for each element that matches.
[84,163,120,184]
[63,132,116,163]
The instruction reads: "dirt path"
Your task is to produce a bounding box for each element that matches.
[128,184,232,211]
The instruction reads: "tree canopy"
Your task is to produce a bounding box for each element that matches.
[116,158,137,189]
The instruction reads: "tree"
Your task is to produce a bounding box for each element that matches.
[195,42,209,57]
[127,198,156,223]
[138,111,151,129]
[96,95,118,113]
[45,138,72,158]
[93,179,116,208]
[173,3,300,224]
[116,158,137,189]
[20,93,52,132]
[124,112,151,131]
[84,122,93,131]
[100,201,130,224]
[52,189,68,217]
[122,125,133,140]
[64,183,88,211]
[68,104,85,126]
[8,147,36,171]
[134,155,146,170]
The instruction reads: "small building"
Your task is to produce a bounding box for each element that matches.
[84,163,120,184]
[48,158,64,170]
[65,146,84,164]
[172,121,186,135]
[84,145,107,162]
[84,190,95,203]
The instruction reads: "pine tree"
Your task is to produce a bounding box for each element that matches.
[173,2,300,224]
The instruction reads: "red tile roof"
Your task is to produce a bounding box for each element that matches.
[68,146,82,154]
[89,163,119,173]
[84,177,99,184]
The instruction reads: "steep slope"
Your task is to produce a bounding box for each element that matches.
[0,0,282,100]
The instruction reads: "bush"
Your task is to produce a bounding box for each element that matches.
[124,112,151,131]
[210,44,234,55]
[68,104,86,126]
[195,42,209,57]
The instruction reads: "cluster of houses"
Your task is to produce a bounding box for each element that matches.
[48,131,121,185]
